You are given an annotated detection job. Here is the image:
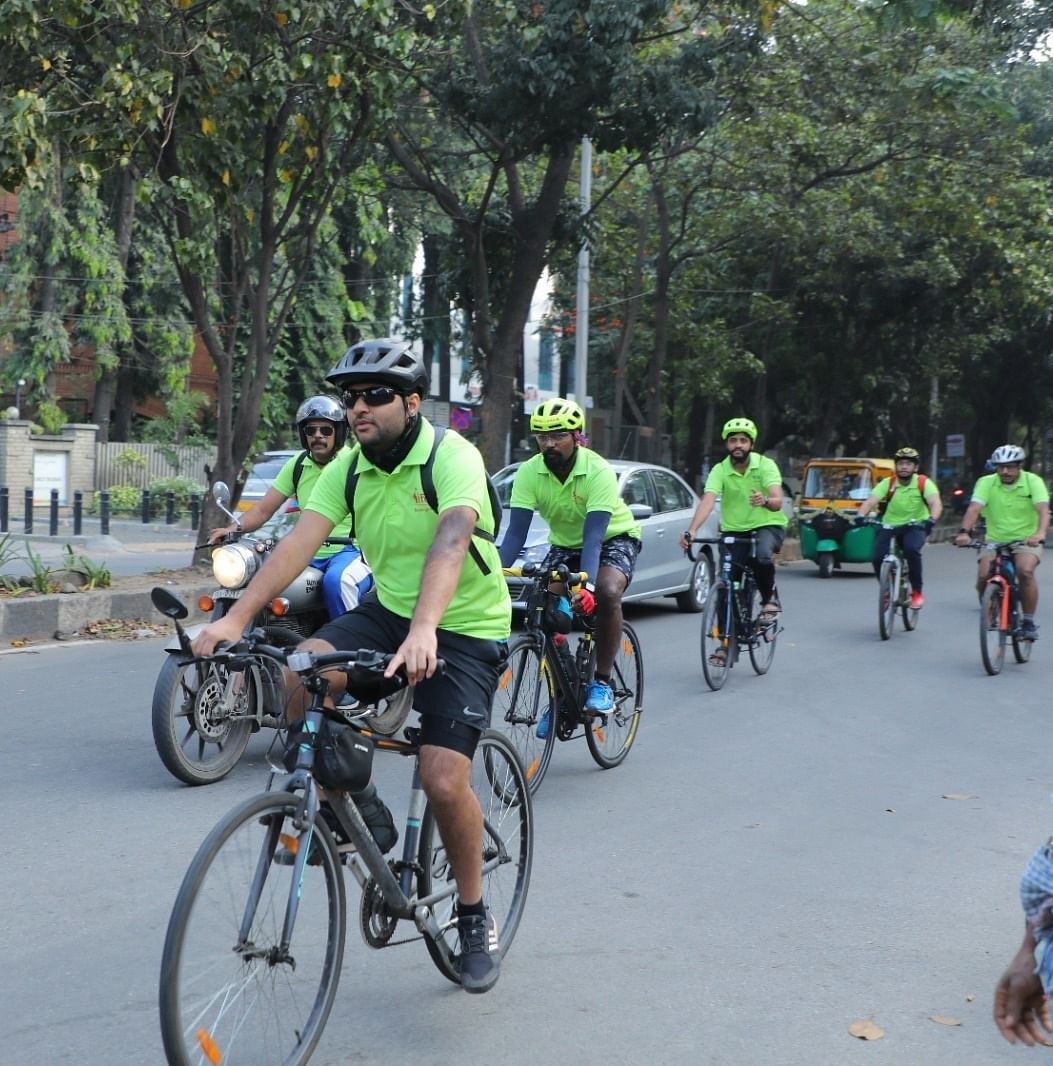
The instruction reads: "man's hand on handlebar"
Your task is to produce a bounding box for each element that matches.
[386,624,439,687]
[572,587,596,616]
[679,530,694,552]
[192,614,244,657]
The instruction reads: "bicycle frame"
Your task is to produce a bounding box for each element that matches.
[243,661,512,972]
[709,533,761,661]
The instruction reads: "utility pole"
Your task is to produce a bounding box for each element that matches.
[574,138,591,416]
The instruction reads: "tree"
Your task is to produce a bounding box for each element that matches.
[385,0,760,468]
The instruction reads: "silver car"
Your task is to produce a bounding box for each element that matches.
[494,459,720,612]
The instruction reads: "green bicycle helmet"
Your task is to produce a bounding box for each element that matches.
[530,397,585,434]
[722,417,757,441]
[894,447,920,462]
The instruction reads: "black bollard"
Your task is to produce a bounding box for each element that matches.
[0,487,7,533]
[165,490,176,525]
[49,489,58,536]
[189,493,200,532]
[73,490,83,535]
[141,488,151,524]
[100,490,110,536]
[24,488,32,534]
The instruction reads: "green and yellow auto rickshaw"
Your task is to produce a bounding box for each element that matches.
[797,457,896,577]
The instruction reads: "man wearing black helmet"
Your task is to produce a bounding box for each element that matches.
[855,447,942,610]
[193,339,511,994]
[207,395,373,618]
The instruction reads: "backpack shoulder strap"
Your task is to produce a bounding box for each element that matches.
[426,426,501,575]
[343,450,361,540]
[291,449,310,497]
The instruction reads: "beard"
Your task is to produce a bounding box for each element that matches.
[543,447,575,474]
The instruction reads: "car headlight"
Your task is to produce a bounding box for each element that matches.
[212,543,259,589]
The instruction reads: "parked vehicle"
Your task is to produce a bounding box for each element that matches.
[797,457,895,577]
[151,482,410,785]
[493,459,719,612]
[236,449,300,514]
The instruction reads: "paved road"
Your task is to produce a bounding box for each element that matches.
[3,544,1051,1064]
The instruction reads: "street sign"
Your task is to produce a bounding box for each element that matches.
[450,406,473,432]
[946,433,965,458]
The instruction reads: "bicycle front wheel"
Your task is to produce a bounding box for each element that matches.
[586,621,643,768]
[492,634,557,794]
[878,560,897,641]
[746,586,778,675]
[701,582,734,691]
[160,791,346,1066]
[419,730,533,984]
[980,583,1006,675]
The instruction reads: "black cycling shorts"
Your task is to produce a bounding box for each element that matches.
[314,597,508,757]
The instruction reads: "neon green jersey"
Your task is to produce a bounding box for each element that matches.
[971,471,1048,542]
[871,474,939,526]
[703,452,788,532]
[306,420,511,640]
[508,448,641,547]
[270,448,354,559]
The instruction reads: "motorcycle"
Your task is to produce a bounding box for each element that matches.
[151,481,412,785]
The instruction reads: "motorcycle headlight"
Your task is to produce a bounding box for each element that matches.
[212,543,259,589]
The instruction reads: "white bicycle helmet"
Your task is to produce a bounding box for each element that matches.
[990,444,1026,465]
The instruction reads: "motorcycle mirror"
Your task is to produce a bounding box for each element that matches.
[212,481,232,508]
[151,586,190,620]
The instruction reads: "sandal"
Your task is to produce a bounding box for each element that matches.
[758,604,781,625]
[708,648,728,667]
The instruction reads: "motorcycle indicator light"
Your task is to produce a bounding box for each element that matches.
[212,543,258,589]
[198,594,215,613]
[270,597,291,617]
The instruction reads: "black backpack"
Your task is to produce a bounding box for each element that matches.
[344,426,502,575]
[290,449,310,498]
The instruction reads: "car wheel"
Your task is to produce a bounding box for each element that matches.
[676,551,712,613]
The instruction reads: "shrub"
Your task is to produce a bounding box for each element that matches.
[146,477,206,518]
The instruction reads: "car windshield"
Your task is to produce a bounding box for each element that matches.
[803,466,873,500]
[249,458,289,481]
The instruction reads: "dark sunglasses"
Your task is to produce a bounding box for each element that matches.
[304,424,335,438]
[343,386,400,408]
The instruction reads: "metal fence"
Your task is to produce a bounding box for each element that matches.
[95,442,211,489]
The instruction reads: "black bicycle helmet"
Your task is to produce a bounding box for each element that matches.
[294,395,348,450]
[325,338,429,397]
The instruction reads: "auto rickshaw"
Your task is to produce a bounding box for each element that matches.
[797,457,896,577]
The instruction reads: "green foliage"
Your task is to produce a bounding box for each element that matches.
[22,544,56,594]
[60,544,111,589]
[146,477,206,518]
[35,400,67,435]
[91,485,140,515]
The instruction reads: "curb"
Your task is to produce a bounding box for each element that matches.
[0,577,215,642]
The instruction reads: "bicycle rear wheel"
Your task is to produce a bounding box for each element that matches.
[586,621,643,768]
[878,560,897,641]
[160,791,346,1066]
[980,583,1006,675]
[492,634,557,795]
[1011,603,1034,663]
[701,583,734,691]
[419,730,533,984]
[746,586,778,675]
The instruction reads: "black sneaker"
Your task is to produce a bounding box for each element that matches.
[1019,620,1039,641]
[457,910,501,994]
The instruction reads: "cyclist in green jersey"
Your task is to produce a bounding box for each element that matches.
[954,444,1049,639]
[194,339,511,994]
[854,446,941,609]
[679,417,788,632]
[499,397,641,719]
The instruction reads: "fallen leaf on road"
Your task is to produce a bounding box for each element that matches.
[966,994,976,1003]
[929,1015,962,1026]
[848,1018,885,1041]
[885,808,896,813]
[942,793,976,801]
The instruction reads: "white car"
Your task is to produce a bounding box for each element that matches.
[493,459,720,612]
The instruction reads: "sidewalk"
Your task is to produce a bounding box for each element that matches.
[0,517,214,644]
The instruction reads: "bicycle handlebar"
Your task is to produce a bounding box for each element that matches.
[503,563,589,587]
[686,533,756,562]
